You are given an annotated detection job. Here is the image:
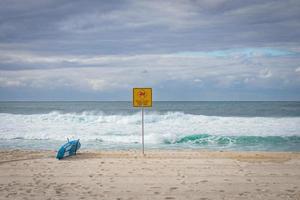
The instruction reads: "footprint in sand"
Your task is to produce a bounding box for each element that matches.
[75,185,81,189]
[55,188,62,195]
[239,192,249,196]
[286,189,295,193]
[87,191,93,194]
[165,197,175,199]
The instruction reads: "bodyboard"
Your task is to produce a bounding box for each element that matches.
[56,139,81,160]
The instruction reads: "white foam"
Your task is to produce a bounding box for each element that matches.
[0,112,299,143]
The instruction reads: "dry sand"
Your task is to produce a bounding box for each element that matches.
[0,150,300,200]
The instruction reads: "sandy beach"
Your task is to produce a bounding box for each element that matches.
[0,150,300,200]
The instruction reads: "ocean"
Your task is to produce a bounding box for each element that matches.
[0,101,300,152]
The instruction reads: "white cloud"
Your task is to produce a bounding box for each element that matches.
[259,68,272,78]
[87,79,107,91]
[193,78,202,83]
[1,47,300,92]
[0,77,25,87]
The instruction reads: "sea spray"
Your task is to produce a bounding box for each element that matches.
[1,101,300,151]
[0,111,299,139]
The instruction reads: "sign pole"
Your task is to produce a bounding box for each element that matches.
[133,88,152,156]
[142,105,145,156]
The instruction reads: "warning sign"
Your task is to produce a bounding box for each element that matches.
[133,88,152,107]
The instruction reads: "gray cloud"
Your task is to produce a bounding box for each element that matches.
[0,0,300,100]
[1,0,300,54]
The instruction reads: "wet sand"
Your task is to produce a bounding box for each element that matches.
[0,150,300,200]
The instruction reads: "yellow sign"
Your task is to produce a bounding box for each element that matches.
[133,88,152,107]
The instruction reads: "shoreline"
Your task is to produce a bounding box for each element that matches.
[1,149,300,166]
[1,148,300,157]
[1,150,300,199]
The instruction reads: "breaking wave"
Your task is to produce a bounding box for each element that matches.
[0,111,299,151]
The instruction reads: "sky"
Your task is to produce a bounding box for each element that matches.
[0,0,300,101]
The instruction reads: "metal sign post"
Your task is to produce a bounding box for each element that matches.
[133,88,152,156]
[141,105,144,155]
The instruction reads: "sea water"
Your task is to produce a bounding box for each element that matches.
[0,101,300,151]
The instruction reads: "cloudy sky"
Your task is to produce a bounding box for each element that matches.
[0,0,300,101]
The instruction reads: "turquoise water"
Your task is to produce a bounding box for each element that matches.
[0,101,300,151]
[164,134,300,151]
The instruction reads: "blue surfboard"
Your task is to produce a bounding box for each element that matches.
[56,139,81,160]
